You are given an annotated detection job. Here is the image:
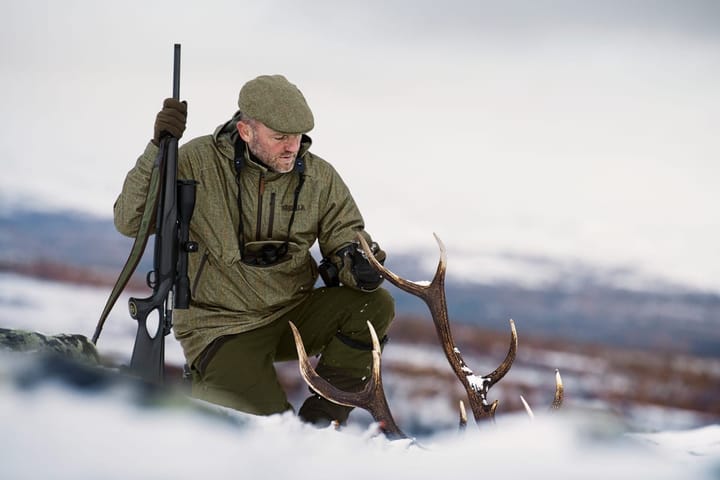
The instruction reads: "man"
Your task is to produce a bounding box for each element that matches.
[114,75,394,425]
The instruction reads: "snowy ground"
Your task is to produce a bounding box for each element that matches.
[2,352,719,480]
[1,272,720,478]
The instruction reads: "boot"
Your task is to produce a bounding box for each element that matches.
[297,364,366,426]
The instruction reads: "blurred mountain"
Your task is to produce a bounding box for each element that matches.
[1,208,719,359]
[384,258,720,357]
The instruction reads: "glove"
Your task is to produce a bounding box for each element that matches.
[349,241,386,291]
[153,98,187,145]
[332,240,386,292]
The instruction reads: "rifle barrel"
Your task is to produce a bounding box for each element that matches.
[172,44,181,100]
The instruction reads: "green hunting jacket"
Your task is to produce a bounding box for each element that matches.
[114,120,376,365]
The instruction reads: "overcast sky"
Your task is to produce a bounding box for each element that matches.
[1,0,719,291]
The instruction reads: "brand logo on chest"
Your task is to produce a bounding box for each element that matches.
[281,204,305,212]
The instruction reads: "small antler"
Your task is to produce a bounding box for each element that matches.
[357,233,518,424]
[520,369,565,420]
[520,396,535,420]
[551,369,564,410]
[458,400,468,431]
[289,320,409,439]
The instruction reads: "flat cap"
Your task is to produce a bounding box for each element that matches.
[237,75,314,134]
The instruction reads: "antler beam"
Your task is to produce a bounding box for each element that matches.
[357,233,518,423]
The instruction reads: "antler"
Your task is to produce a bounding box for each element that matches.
[520,369,564,419]
[289,320,409,439]
[551,369,564,410]
[357,233,518,424]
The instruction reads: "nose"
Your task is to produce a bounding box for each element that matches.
[284,135,301,152]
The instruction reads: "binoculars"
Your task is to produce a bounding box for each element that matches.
[242,242,290,267]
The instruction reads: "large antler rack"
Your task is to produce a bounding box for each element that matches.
[357,233,518,424]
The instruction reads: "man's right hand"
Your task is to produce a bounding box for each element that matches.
[153,98,187,145]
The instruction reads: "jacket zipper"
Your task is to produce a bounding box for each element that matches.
[256,173,265,240]
[267,192,276,239]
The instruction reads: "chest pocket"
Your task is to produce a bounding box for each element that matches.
[191,241,318,313]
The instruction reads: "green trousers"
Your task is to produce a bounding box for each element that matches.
[190,286,394,424]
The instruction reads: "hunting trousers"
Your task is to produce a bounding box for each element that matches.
[190,286,394,424]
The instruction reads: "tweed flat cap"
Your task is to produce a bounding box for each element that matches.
[237,75,314,134]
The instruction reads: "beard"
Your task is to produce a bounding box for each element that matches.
[247,137,296,173]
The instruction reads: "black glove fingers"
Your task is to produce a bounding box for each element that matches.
[348,241,385,291]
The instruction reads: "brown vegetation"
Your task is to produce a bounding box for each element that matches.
[0,260,148,292]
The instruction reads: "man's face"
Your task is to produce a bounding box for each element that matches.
[237,120,302,173]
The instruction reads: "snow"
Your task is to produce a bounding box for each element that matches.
[2,360,718,480]
[1,272,719,478]
[466,374,489,394]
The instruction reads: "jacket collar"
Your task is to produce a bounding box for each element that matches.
[213,116,313,172]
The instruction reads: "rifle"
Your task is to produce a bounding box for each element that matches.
[93,44,197,384]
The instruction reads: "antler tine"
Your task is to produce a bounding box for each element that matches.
[290,321,355,409]
[289,321,408,439]
[458,400,468,431]
[357,233,446,299]
[551,369,564,410]
[520,369,564,421]
[357,233,517,424]
[484,319,519,390]
[519,395,535,421]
